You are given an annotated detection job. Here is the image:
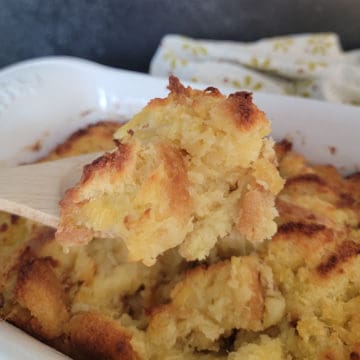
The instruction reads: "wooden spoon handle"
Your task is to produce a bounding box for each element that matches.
[0,152,101,227]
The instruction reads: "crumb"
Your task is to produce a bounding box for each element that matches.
[25,139,42,152]
[328,146,336,155]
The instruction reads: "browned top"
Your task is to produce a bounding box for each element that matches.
[39,121,121,162]
[168,75,188,95]
[15,254,69,339]
[68,312,141,360]
[278,222,326,237]
[286,174,328,188]
[219,90,266,132]
[81,142,131,184]
[275,139,293,156]
[272,221,335,265]
[317,240,360,276]
[147,76,268,136]
[204,86,221,95]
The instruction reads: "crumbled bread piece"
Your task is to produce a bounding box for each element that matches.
[14,253,69,339]
[228,336,285,360]
[147,255,285,351]
[68,311,141,360]
[56,77,283,265]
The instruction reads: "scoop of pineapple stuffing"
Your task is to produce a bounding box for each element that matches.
[56,77,284,266]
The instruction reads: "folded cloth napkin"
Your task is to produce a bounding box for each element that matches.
[150,33,360,105]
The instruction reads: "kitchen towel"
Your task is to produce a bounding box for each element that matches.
[150,33,360,105]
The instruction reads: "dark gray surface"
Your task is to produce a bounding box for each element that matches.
[1,0,359,72]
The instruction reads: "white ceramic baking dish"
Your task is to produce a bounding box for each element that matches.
[0,57,359,360]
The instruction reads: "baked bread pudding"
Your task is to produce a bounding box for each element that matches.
[1,84,360,360]
[56,77,283,266]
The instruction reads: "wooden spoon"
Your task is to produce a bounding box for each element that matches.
[0,152,101,227]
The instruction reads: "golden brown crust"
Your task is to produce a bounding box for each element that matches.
[274,139,293,161]
[226,91,257,130]
[167,75,188,95]
[277,222,327,237]
[14,255,69,339]
[266,220,337,279]
[81,143,132,185]
[40,121,122,162]
[286,173,329,188]
[316,240,360,277]
[272,221,334,257]
[275,198,336,228]
[204,86,221,95]
[264,145,360,359]
[68,312,141,360]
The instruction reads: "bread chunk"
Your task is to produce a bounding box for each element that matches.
[56,77,283,265]
[68,311,141,360]
[147,256,285,351]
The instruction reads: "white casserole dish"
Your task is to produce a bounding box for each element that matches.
[0,57,359,359]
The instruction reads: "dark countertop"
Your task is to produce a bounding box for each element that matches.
[1,0,359,72]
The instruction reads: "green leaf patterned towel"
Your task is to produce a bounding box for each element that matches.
[150,33,360,106]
